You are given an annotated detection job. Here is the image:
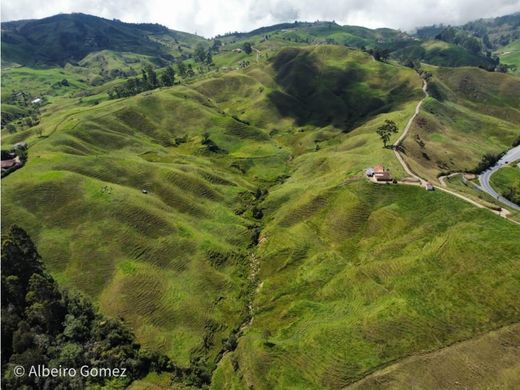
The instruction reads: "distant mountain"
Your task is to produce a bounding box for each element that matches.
[218,19,503,69]
[2,12,519,70]
[416,12,520,50]
[1,13,206,66]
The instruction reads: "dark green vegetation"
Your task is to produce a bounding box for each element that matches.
[413,12,520,69]
[1,226,171,389]
[2,11,520,390]
[1,13,204,66]
[417,12,520,50]
[491,166,520,205]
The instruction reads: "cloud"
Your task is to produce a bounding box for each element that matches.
[1,0,519,37]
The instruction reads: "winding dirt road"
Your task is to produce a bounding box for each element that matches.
[391,77,520,225]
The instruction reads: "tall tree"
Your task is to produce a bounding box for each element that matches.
[145,65,159,88]
[160,66,175,86]
[243,42,253,54]
[194,43,207,63]
[177,61,187,77]
[376,120,399,148]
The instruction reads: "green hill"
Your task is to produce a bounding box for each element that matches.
[1,13,205,66]
[402,66,520,181]
[490,165,520,204]
[2,12,520,390]
[2,41,520,388]
[497,39,520,74]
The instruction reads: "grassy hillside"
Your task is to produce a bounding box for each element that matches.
[497,39,520,74]
[490,165,520,204]
[391,39,497,68]
[2,41,520,389]
[1,13,205,66]
[401,66,520,182]
[1,45,423,382]
[212,181,520,389]
[347,324,520,389]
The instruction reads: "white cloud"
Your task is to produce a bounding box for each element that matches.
[1,0,519,37]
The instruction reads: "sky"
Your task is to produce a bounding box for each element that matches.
[2,0,520,37]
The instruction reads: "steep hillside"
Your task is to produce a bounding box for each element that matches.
[390,39,498,68]
[401,66,520,182]
[211,176,520,389]
[346,324,520,389]
[3,41,520,389]
[1,13,205,66]
[416,12,520,50]
[1,45,424,384]
[491,165,520,204]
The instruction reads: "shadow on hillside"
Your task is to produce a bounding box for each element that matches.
[268,48,411,131]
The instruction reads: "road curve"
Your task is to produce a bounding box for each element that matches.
[478,145,520,211]
[391,76,520,225]
[393,79,428,184]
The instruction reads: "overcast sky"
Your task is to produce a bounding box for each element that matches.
[2,0,520,37]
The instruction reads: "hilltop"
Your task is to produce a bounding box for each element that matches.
[2,10,520,390]
[2,13,517,70]
[1,13,205,66]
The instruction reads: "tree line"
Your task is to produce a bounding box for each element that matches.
[1,226,172,389]
[108,64,177,99]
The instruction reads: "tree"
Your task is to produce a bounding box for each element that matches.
[205,50,213,66]
[243,42,253,55]
[372,48,390,62]
[177,61,187,77]
[1,226,173,389]
[376,120,399,148]
[194,43,207,63]
[6,123,16,133]
[160,66,175,86]
[211,39,222,52]
[186,64,195,78]
[145,65,159,88]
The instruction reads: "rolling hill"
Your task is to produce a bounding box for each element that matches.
[401,66,520,182]
[2,11,520,390]
[1,13,205,66]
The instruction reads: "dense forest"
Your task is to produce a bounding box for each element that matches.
[1,226,172,389]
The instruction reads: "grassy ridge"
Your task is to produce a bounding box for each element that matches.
[213,181,520,389]
[1,46,422,376]
[2,43,520,389]
[402,66,520,182]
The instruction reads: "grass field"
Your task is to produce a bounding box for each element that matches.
[402,66,520,182]
[498,39,520,74]
[347,323,520,389]
[211,178,520,389]
[490,165,520,205]
[2,42,520,389]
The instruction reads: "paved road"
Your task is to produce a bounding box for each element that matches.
[478,145,520,211]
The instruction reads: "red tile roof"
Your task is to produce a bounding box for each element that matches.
[374,164,384,173]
